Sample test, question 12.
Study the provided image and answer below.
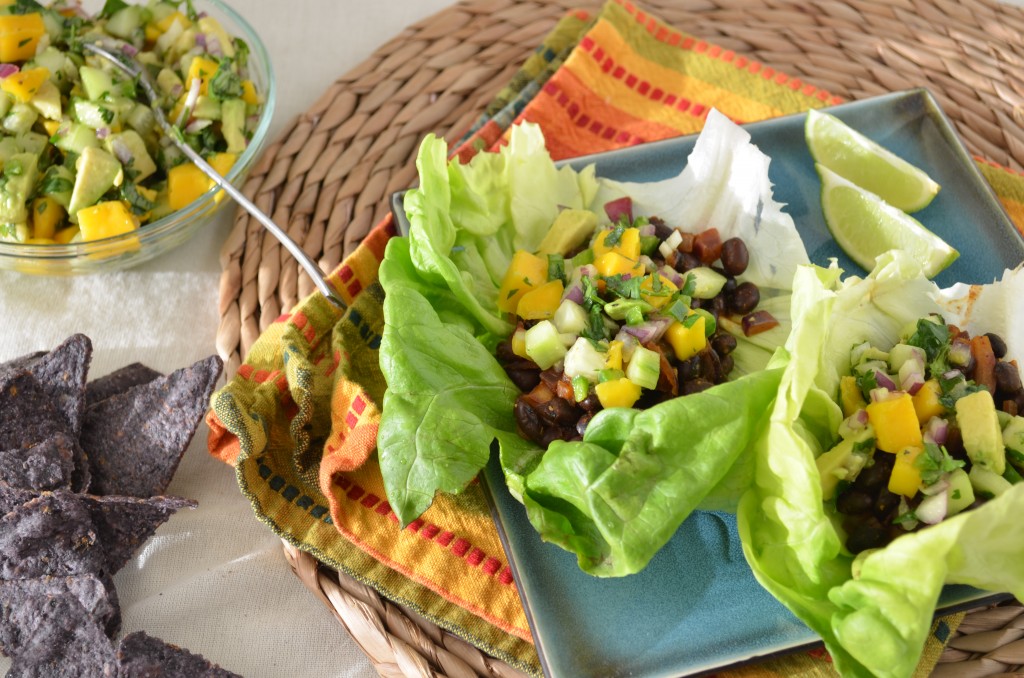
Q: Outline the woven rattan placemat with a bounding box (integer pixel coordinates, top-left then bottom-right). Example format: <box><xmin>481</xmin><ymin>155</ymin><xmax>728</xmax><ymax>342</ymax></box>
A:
<box><xmin>217</xmin><ymin>0</ymin><xmax>1024</xmax><ymax>675</ymax></box>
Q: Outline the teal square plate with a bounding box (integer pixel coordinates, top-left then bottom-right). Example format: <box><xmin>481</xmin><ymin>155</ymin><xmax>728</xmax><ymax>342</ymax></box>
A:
<box><xmin>391</xmin><ymin>88</ymin><xmax>1023</xmax><ymax>677</ymax></box>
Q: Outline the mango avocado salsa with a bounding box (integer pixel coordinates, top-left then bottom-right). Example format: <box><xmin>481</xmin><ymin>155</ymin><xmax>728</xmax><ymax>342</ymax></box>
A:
<box><xmin>0</xmin><ymin>0</ymin><xmax>262</xmax><ymax>244</ymax></box>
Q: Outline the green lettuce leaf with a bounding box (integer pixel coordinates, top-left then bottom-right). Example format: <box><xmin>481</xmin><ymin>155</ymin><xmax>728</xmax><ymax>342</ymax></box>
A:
<box><xmin>738</xmin><ymin>251</ymin><xmax>1024</xmax><ymax>678</ymax></box>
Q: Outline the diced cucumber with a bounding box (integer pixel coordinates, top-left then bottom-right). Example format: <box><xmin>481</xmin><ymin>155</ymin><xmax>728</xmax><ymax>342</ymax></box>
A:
<box><xmin>73</xmin><ymin>99</ymin><xmax>118</xmax><ymax>130</ymax></box>
<box><xmin>147</xmin><ymin>1</ymin><xmax>178</xmax><ymax>23</ymax></box>
<box><xmin>850</xmin><ymin>341</ymin><xmax>889</xmax><ymax>366</ymax></box>
<box><xmin>38</xmin><ymin>165</ymin><xmax>74</xmax><ymax>210</ymax></box>
<box><xmin>53</xmin><ymin>122</ymin><xmax>100</xmax><ymax>155</ymax></box>
<box><xmin>0</xmin><ymin>138</ymin><xmax>18</xmax><ymax>167</ymax></box>
<box><xmin>191</xmin><ymin>95</ymin><xmax>221</xmax><ymax>120</ymax></box>
<box><xmin>105</xmin><ymin>6</ymin><xmax>145</xmax><ymax>40</ymax></box>
<box><xmin>686</xmin><ymin>266</ymin><xmax>727</xmax><ymax>299</ymax></box>
<box><xmin>0</xmin><ymin>92</ymin><xmax>11</xmax><ymax>120</ymax></box>
<box><xmin>969</xmin><ymin>465</ymin><xmax>1012</xmax><ymax>499</ymax></box>
<box><xmin>126</xmin><ymin>104</ymin><xmax>156</xmax><ymax>136</ymax></box>
<box><xmin>221</xmin><ymin>98</ymin><xmax>247</xmax><ymax>153</ymax></box>
<box><xmin>888</xmin><ymin>343</ymin><xmax>925</xmax><ymax>373</ymax></box>
<box><xmin>1005</xmin><ymin>463</ymin><xmax>1024</xmax><ymax>485</ymax></box>
<box><xmin>79</xmin><ymin>66</ymin><xmax>115</xmax><ymax>101</ymax></box>
<box><xmin>552</xmin><ymin>299</ymin><xmax>588</xmax><ymax>335</ymax></box>
<box><xmin>29</xmin><ymin>80</ymin><xmax>62</xmax><ymax>121</ymax></box>
<box><xmin>604</xmin><ymin>297</ymin><xmax>653</xmax><ymax>321</ymax></box>
<box><xmin>1003</xmin><ymin>415</ymin><xmax>1024</xmax><ymax>469</ymax></box>
<box><xmin>156</xmin><ymin>68</ymin><xmax>184</xmax><ymax>97</ymax></box>
<box><xmin>625</xmin><ymin>344</ymin><xmax>660</xmax><ymax>390</ymax></box>
<box><xmin>3</xmin><ymin>103</ymin><xmax>38</xmax><ymax>136</ymax></box>
<box><xmin>946</xmin><ymin>468</ymin><xmax>975</xmax><ymax>515</ymax></box>
<box><xmin>525</xmin><ymin>320</ymin><xmax>567</xmax><ymax>370</ymax></box>
<box><xmin>692</xmin><ymin>308</ymin><xmax>717</xmax><ymax>337</ymax></box>
<box><xmin>563</xmin><ymin>337</ymin><xmax>605</xmax><ymax>382</ymax></box>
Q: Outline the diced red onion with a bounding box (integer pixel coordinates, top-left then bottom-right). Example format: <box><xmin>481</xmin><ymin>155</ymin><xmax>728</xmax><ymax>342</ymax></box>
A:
<box><xmin>561</xmin><ymin>283</ymin><xmax>584</xmax><ymax>305</ymax></box>
<box><xmin>0</xmin><ymin>63</ymin><xmax>19</xmax><ymax>79</ymax></box>
<box><xmin>870</xmin><ymin>387</ymin><xmax>900</xmax><ymax>403</ymax></box>
<box><xmin>95</xmin><ymin>127</ymin><xmax>110</xmax><ymax>140</ymax></box>
<box><xmin>921</xmin><ymin>477</ymin><xmax>949</xmax><ymax>496</ymax></box>
<box><xmin>854</xmin><ymin>408</ymin><xmax>869</xmax><ymax>425</ymax></box>
<box><xmin>178</xmin><ymin>77</ymin><xmax>201</xmax><ymax>125</ymax></box>
<box><xmin>120</xmin><ymin>44</ymin><xmax>138</xmax><ymax>57</ymax></box>
<box><xmin>185</xmin><ymin>118</ymin><xmax>212</xmax><ymax>134</ymax></box>
<box><xmin>902</xmin><ymin>372</ymin><xmax>925</xmax><ymax>395</ymax></box>
<box><xmin>576</xmin><ymin>264</ymin><xmax>596</xmax><ymax>278</ymax></box>
<box><xmin>638</xmin><ymin>255</ymin><xmax>654</xmax><ymax>272</ymax></box>
<box><xmin>942</xmin><ymin>369</ymin><xmax>963</xmax><ymax>381</ymax></box>
<box><xmin>948</xmin><ymin>340</ymin><xmax>972</xmax><ymax>367</ymax></box>
<box><xmin>197</xmin><ymin>10</ymin><xmax>208</xmax><ymax>18</ymax></box>
<box><xmin>624</xmin><ymin>318</ymin><xmax>671</xmax><ymax>344</ymax></box>
<box><xmin>639</xmin><ymin>222</ymin><xmax>656</xmax><ymax>237</ymax></box>
<box><xmin>195</xmin><ymin>33</ymin><xmax>207</xmax><ymax>49</ymax></box>
<box><xmin>604</xmin><ymin>196</ymin><xmax>632</xmax><ymax>223</ymax></box>
<box><xmin>658</xmin><ymin>265</ymin><xmax>683</xmax><ymax>288</ymax></box>
<box><xmin>922</xmin><ymin>417</ymin><xmax>949</xmax><ymax>445</ymax></box>
<box><xmin>207</xmin><ymin>36</ymin><xmax>223</xmax><ymax>57</ymax></box>
<box><xmin>110</xmin><ymin>138</ymin><xmax>133</xmax><ymax>165</ymax></box>
<box><xmin>915</xmin><ymin>491</ymin><xmax>948</xmax><ymax>525</ymax></box>
<box><xmin>874</xmin><ymin>370</ymin><xmax>897</xmax><ymax>391</ymax></box>
<box><xmin>897</xmin><ymin>498</ymin><xmax>918</xmax><ymax>531</ymax></box>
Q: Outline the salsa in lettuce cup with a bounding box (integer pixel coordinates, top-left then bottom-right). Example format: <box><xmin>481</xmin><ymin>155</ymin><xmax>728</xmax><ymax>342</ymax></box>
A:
<box><xmin>378</xmin><ymin>111</ymin><xmax>811</xmax><ymax>576</ymax></box>
<box><xmin>737</xmin><ymin>250</ymin><xmax>1024</xmax><ymax>678</ymax></box>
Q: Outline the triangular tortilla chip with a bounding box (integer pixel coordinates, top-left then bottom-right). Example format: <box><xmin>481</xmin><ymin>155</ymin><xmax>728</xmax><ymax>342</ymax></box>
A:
<box><xmin>0</xmin><ymin>433</ymin><xmax>76</xmax><ymax>491</ymax></box>
<box><xmin>117</xmin><ymin>631</ymin><xmax>241</xmax><ymax>677</ymax></box>
<box><xmin>85</xmin><ymin>363</ymin><xmax>163</xmax><ymax>409</ymax></box>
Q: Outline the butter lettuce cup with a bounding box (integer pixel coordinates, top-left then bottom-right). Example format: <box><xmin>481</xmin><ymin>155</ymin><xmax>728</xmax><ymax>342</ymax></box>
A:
<box><xmin>738</xmin><ymin>250</ymin><xmax>1024</xmax><ymax>678</ymax></box>
<box><xmin>378</xmin><ymin>110</ymin><xmax>813</xmax><ymax>577</ymax></box>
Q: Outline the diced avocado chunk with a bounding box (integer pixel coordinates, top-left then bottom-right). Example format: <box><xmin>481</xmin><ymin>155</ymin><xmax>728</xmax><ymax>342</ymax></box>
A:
<box><xmin>946</xmin><ymin>468</ymin><xmax>975</xmax><ymax>516</ymax></box>
<box><xmin>29</xmin><ymin>80</ymin><xmax>61</xmax><ymax>121</ymax></box>
<box><xmin>105</xmin><ymin>130</ymin><xmax>157</xmax><ymax>183</ymax></box>
<box><xmin>220</xmin><ymin>97</ymin><xmax>247</xmax><ymax>154</ymax></box>
<box><xmin>79</xmin><ymin>66</ymin><xmax>115</xmax><ymax>102</ymax></box>
<box><xmin>536</xmin><ymin>209</ymin><xmax>599</xmax><ymax>256</ymax></box>
<box><xmin>817</xmin><ymin>434</ymin><xmax>874</xmax><ymax>500</ymax></box>
<box><xmin>105</xmin><ymin>5</ymin><xmax>144</xmax><ymax>40</ymax></box>
<box><xmin>969</xmin><ymin>465</ymin><xmax>1013</xmax><ymax>499</ymax></box>
<box><xmin>851</xmin><ymin>341</ymin><xmax>889</xmax><ymax>367</ymax></box>
<box><xmin>0</xmin><ymin>153</ymin><xmax>40</xmax><ymax>225</ymax></box>
<box><xmin>955</xmin><ymin>389</ymin><xmax>1006</xmax><ymax>475</ymax></box>
<box><xmin>191</xmin><ymin>95</ymin><xmax>221</xmax><ymax>120</ymax></box>
<box><xmin>888</xmin><ymin>343</ymin><xmax>925</xmax><ymax>372</ymax></box>
<box><xmin>3</xmin><ymin>103</ymin><xmax>38</xmax><ymax>136</ymax></box>
<box><xmin>68</xmin><ymin>147</ymin><xmax>122</xmax><ymax>220</ymax></box>
<box><xmin>38</xmin><ymin>165</ymin><xmax>74</xmax><ymax>211</ymax></box>
<box><xmin>687</xmin><ymin>266</ymin><xmax>728</xmax><ymax>299</ymax></box>
<box><xmin>1003</xmin><ymin>415</ymin><xmax>1024</xmax><ymax>470</ymax></box>
<box><xmin>30</xmin><ymin>47</ymin><xmax>75</xmax><ymax>92</ymax></box>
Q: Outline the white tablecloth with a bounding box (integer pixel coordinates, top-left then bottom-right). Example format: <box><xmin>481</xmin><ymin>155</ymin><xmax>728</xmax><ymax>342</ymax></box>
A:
<box><xmin>0</xmin><ymin>1</ymin><xmax>453</xmax><ymax>676</ymax></box>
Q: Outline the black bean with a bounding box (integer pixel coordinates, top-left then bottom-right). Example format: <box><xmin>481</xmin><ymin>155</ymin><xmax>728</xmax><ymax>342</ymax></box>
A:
<box><xmin>506</xmin><ymin>368</ymin><xmax>541</xmax><ymax>393</ymax></box>
<box><xmin>679</xmin><ymin>356</ymin><xmax>702</xmax><ymax>381</ymax></box>
<box><xmin>721</xmin><ymin>277</ymin><xmax>738</xmax><ymax>296</ymax></box>
<box><xmin>700</xmin><ymin>349</ymin><xmax>722</xmax><ymax>383</ymax></box>
<box><xmin>717</xmin><ymin>354</ymin><xmax>734</xmax><ymax>380</ymax></box>
<box><xmin>709</xmin><ymin>294</ymin><xmax>726</xmax><ymax>318</ymax></box>
<box><xmin>673</xmin><ymin>251</ymin><xmax>701</xmax><ymax>273</ymax></box>
<box><xmin>540</xmin><ymin>427</ymin><xmax>570</xmax><ymax>447</ymax></box>
<box><xmin>579</xmin><ymin>392</ymin><xmax>601</xmax><ymax>412</ymax></box>
<box><xmin>873</xmin><ymin>488</ymin><xmax>900</xmax><ymax>520</ymax></box>
<box><xmin>729</xmin><ymin>282</ymin><xmax>760</xmax><ymax>315</ymax></box>
<box><xmin>650</xmin><ymin>217</ymin><xmax>673</xmax><ymax>241</ymax></box>
<box><xmin>537</xmin><ymin>397</ymin><xmax>578</xmax><ymax>425</ymax></box>
<box><xmin>994</xmin><ymin>361</ymin><xmax>1022</xmax><ymax>394</ymax></box>
<box><xmin>711</xmin><ymin>333</ymin><xmax>737</xmax><ymax>356</ymax></box>
<box><xmin>514</xmin><ymin>398</ymin><xmax>544</xmax><ymax>444</ymax></box>
<box><xmin>986</xmin><ymin>332</ymin><xmax>1008</xmax><ymax>359</ymax></box>
<box><xmin>853</xmin><ymin>456</ymin><xmax>891</xmax><ymax>491</ymax></box>
<box><xmin>576</xmin><ymin>413</ymin><xmax>592</xmax><ymax>437</ymax></box>
<box><xmin>845</xmin><ymin>518</ymin><xmax>888</xmax><ymax>554</ymax></box>
<box><xmin>495</xmin><ymin>340</ymin><xmax>517</xmax><ymax>363</ymax></box>
<box><xmin>720</xmin><ymin>237</ymin><xmax>749</xmax><ymax>276</ymax></box>
<box><xmin>836</xmin><ymin>490</ymin><xmax>873</xmax><ymax>515</ymax></box>
<box><xmin>681</xmin><ymin>378</ymin><xmax>714</xmax><ymax>395</ymax></box>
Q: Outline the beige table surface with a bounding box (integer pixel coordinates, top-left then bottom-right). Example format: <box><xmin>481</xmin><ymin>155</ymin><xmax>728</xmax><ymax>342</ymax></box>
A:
<box><xmin>0</xmin><ymin>2</ymin><xmax>452</xmax><ymax>676</ymax></box>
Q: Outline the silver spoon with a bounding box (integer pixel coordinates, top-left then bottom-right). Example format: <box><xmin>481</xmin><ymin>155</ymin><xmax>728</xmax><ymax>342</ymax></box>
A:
<box><xmin>83</xmin><ymin>41</ymin><xmax>347</xmax><ymax>309</ymax></box>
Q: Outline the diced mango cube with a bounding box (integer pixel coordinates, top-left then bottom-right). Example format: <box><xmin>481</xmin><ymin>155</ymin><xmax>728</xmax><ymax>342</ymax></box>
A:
<box><xmin>595</xmin><ymin>377</ymin><xmax>642</xmax><ymax>409</ymax></box>
<box><xmin>167</xmin><ymin>161</ymin><xmax>212</xmax><ymax>210</ymax></box>
<box><xmin>53</xmin><ymin>225</ymin><xmax>79</xmax><ymax>244</ymax></box>
<box><xmin>42</xmin><ymin>119</ymin><xmax>59</xmax><ymax>136</ymax></box>
<box><xmin>666</xmin><ymin>316</ymin><xmax>706</xmax><ymax>362</ymax></box>
<box><xmin>0</xmin><ymin>67</ymin><xmax>49</xmax><ymax>102</ymax></box>
<box><xmin>241</xmin><ymin>79</ymin><xmax>259</xmax><ymax>105</ymax></box>
<box><xmin>605</xmin><ymin>340</ymin><xmax>623</xmax><ymax>371</ymax></box>
<box><xmin>497</xmin><ymin>250</ymin><xmax>547</xmax><ymax>313</ymax></box>
<box><xmin>866</xmin><ymin>393</ymin><xmax>923</xmax><ymax>453</ymax></box>
<box><xmin>155</xmin><ymin>11</ymin><xmax>192</xmax><ymax>33</ymax></box>
<box><xmin>511</xmin><ymin>328</ymin><xmax>528</xmax><ymax>359</ymax></box>
<box><xmin>144</xmin><ymin>23</ymin><xmax>162</xmax><ymax>43</ymax></box>
<box><xmin>77</xmin><ymin>201</ymin><xmax>139</xmax><ymax>241</ymax></box>
<box><xmin>0</xmin><ymin>13</ymin><xmax>46</xmax><ymax>62</ymax></box>
<box><xmin>186</xmin><ymin>55</ymin><xmax>219</xmax><ymax>96</ymax></box>
<box><xmin>639</xmin><ymin>273</ymin><xmax>677</xmax><ymax>309</ymax></box>
<box><xmin>839</xmin><ymin>376</ymin><xmax>867</xmax><ymax>418</ymax></box>
<box><xmin>594</xmin><ymin>251</ymin><xmax>643</xmax><ymax>278</ymax></box>
<box><xmin>592</xmin><ymin>227</ymin><xmax>641</xmax><ymax>261</ymax></box>
<box><xmin>31</xmin><ymin>196</ymin><xmax>64</xmax><ymax>240</ymax></box>
<box><xmin>516</xmin><ymin>279</ymin><xmax>564</xmax><ymax>320</ymax></box>
<box><xmin>888</xmin><ymin>446</ymin><xmax>923</xmax><ymax>497</ymax></box>
<box><xmin>912</xmin><ymin>379</ymin><xmax>945</xmax><ymax>426</ymax></box>
<box><xmin>207</xmin><ymin>152</ymin><xmax>236</xmax><ymax>203</ymax></box>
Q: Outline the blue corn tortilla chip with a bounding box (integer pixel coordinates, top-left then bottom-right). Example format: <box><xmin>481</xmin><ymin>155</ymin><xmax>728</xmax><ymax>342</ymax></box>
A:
<box><xmin>117</xmin><ymin>631</ymin><xmax>242</xmax><ymax>677</ymax></box>
<box><xmin>81</xmin><ymin>355</ymin><xmax>222</xmax><ymax>498</ymax></box>
<box><xmin>0</xmin><ymin>433</ymin><xmax>76</xmax><ymax>492</ymax></box>
<box><xmin>85</xmin><ymin>363</ymin><xmax>163</xmax><ymax>408</ymax></box>
<box><xmin>22</xmin><ymin>334</ymin><xmax>92</xmax><ymax>437</ymax></box>
<box><xmin>0</xmin><ymin>372</ymin><xmax>71</xmax><ymax>452</ymax></box>
<box><xmin>0</xmin><ymin>481</ymin><xmax>36</xmax><ymax>517</ymax></box>
<box><xmin>0</xmin><ymin>351</ymin><xmax>45</xmax><ymax>378</ymax></box>
<box><xmin>0</xmin><ymin>576</ymin><xmax>117</xmax><ymax>677</ymax></box>
<box><xmin>0</xmin><ymin>491</ymin><xmax>196</xmax><ymax>579</ymax></box>
<box><xmin>0</xmin><ymin>573</ymin><xmax>120</xmax><ymax>649</ymax></box>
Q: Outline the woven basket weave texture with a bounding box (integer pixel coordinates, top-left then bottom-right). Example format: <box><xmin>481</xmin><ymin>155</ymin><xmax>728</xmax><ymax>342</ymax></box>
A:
<box><xmin>220</xmin><ymin>0</ymin><xmax>1024</xmax><ymax>675</ymax></box>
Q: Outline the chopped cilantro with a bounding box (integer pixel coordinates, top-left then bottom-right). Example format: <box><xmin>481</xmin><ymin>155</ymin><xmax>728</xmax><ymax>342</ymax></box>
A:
<box><xmin>604</xmin><ymin>274</ymin><xmax>642</xmax><ymax>300</ymax></box>
<box><xmin>603</xmin><ymin>222</ymin><xmax>626</xmax><ymax>247</ymax></box>
<box><xmin>679</xmin><ymin>272</ymin><xmax>696</xmax><ymax>297</ymax></box>
<box><xmin>121</xmin><ymin>182</ymin><xmax>156</xmax><ymax>216</ymax></box>
<box><xmin>98</xmin><ymin>0</ymin><xmax>130</xmax><ymax>18</ymax></box>
<box><xmin>893</xmin><ymin>510</ymin><xmax>919</xmax><ymax>525</ymax></box>
<box><xmin>915</xmin><ymin>443</ymin><xmax>965</xmax><ymax>486</ymax></box>
<box><xmin>682</xmin><ymin>313</ymin><xmax>701</xmax><ymax>329</ymax></box>
<box><xmin>547</xmin><ymin>254</ymin><xmax>565</xmax><ymax>283</ymax></box>
<box><xmin>209</xmin><ymin>58</ymin><xmax>244</xmax><ymax>100</ymax></box>
<box><xmin>856</xmin><ymin>370</ymin><xmax>879</xmax><ymax>400</ymax></box>
<box><xmin>663</xmin><ymin>299</ymin><xmax>690</xmax><ymax>324</ymax></box>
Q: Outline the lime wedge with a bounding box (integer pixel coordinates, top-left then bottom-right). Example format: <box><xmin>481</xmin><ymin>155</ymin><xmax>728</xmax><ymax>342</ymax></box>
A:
<box><xmin>818</xmin><ymin>164</ymin><xmax>958</xmax><ymax>278</ymax></box>
<box><xmin>806</xmin><ymin>109</ymin><xmax>940</xmax><ymax>212</ymax></box>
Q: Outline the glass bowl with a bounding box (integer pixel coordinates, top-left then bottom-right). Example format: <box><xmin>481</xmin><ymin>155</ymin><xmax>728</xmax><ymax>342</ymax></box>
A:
<box><xmin>0</xmin><ymin>0</ymin><xmax>276</xmax><ymax>275</ymax></box>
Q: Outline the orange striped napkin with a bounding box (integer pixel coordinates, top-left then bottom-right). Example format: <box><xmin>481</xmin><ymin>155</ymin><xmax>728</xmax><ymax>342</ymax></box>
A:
<box><xmin>208</xmin><ymin>1</ymin><xmax>1024</xmax><ymax>676</ymax></box>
